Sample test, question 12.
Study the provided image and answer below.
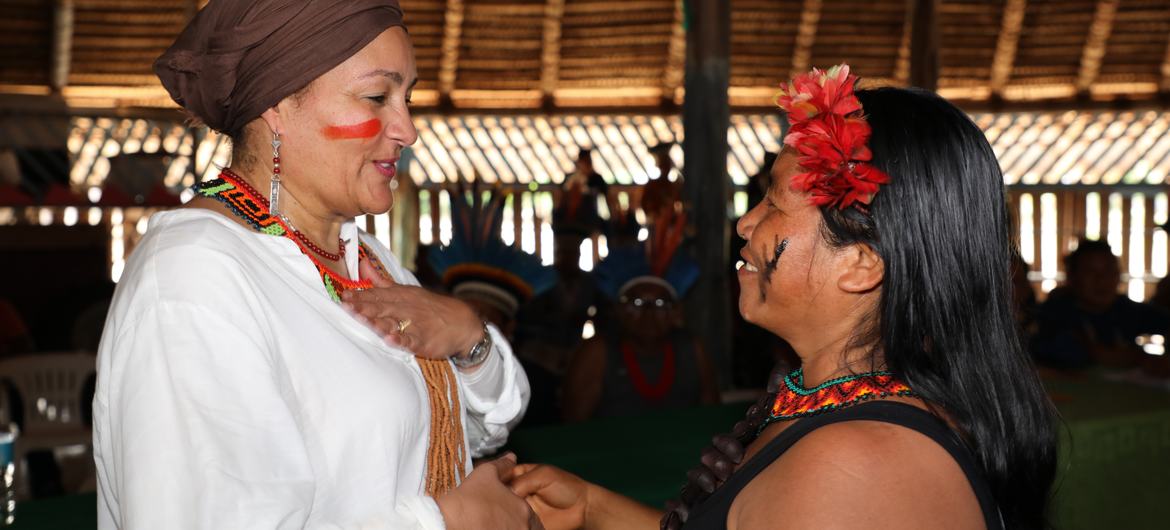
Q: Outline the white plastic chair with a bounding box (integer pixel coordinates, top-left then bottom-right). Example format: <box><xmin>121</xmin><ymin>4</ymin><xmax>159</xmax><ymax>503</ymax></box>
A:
<box><xmin>0</xmin><ymin>352</ymin><xmax>96</xmax><ymax>497</ymax></box>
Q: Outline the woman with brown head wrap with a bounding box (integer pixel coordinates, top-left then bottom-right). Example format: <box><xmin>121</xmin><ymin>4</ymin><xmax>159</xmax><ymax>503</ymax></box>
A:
<box><xmin>93</xmin><ymin>2</ymin><xmax>536</xmax><ymax>528</ymax></box>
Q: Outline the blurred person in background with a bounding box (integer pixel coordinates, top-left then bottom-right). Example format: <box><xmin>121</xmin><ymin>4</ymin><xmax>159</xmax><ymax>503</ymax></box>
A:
<box><xmin>561</xmin><ymin>208</ymin><xmax>719</xmax><ymax>422</ymax></box>
<box><xmin>1032</xmin><ymin>239</ymin><xmax>1170</xmax><ymax>370</ymax></box>
<box><xmin>643</xmin><ymin>143</ymin><xmax>682</xmax><ymax>223</ymax></box>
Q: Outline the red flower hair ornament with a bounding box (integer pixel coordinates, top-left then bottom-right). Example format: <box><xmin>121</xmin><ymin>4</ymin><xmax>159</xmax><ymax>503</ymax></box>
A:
<box><xmin>776</xmin><ymin>64</ymin><xmax>890</xmax><ymax>210</ymax></box>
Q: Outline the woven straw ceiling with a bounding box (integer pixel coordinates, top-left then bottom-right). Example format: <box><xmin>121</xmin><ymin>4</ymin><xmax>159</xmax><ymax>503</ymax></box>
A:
<box><xmin>1</xmin><ymin>0</ymin><xmax>1169</xmax><ymax>111</ymax></box>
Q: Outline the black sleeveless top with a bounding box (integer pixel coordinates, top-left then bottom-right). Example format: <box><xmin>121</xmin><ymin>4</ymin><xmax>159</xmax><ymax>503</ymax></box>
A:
<box><xmin>681</xmin><ymin>401</ymin><xmax>1003</xmax><ymax>530</ymax></box>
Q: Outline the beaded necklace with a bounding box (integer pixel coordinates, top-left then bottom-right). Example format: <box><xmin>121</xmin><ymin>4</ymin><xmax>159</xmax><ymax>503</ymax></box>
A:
<box><xmin>195</xmin><ymin>170</ymin><xmax>374</xmax><ymax>302</ymax></box>
<box><xmin>620</xmin><ymin>341</ymin><xmax>676</xmax><ymax>401</ymax></box>
<box><xmin>202</xmin><ymin>169</ymin><xmax>344</xmax><ymax>260</ymax></box>
<box><xmin>758</xmin><ymin>368</ymin><xmax>916</xmax><ymax>431</ymax></box>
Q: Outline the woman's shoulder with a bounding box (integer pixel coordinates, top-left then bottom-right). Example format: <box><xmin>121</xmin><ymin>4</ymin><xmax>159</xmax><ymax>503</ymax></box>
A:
<box><xmin>145</xmin><ymin>207</ymin><xmax>253</xmax><ymax>242</ymax></box>
<box><xmin>143</xmin><ymin>208</ymin><xmax>256</xmax><ymax>249</ymax></box>
<box><xmin>117</xmin><ymin>209</ymin><xmax>276</xmax><ymax>302</ymax></box>
<box><xmin>730</xmin><ymin>408</ymin><xmax>984</xmax><ymax>530</ymax></box>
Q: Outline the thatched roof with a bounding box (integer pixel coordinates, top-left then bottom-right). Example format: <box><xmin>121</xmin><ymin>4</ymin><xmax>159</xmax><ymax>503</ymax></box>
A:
<box><xmin>2</xmin><ymin>0</ymin><xmax>1169</xmax><ymax>112</ymax></box>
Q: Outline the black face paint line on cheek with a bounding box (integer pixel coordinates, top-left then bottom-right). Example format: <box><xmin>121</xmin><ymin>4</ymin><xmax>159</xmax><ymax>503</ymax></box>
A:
<box><xmin>756</xmin><ymin>237</ymin><xmax>789</xmax><ymax>302</ymax></box>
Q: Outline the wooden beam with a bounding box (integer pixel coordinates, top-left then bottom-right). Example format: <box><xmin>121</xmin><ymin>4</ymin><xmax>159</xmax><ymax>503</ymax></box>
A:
<box><xmin>539</xmin><ymin>0</ymin><xmax>565</xmax><ymax>100</ymax></box>
<box><xmin>50</xmin><ymin>0</ymin><xmax>75</xmax><ymax>92</ymax></box>
<box><xmin>683</xmin><ymin>0</ymin><xmax>732</xmax><ymax>388</ymax></box>
<box><xmin>661</xmin><ymin>0</ymin><xmax>686</xmax><ymax>104</ymax></box>
<box><xmin>790</xmin><ymin>0</ymin><xmax>822</xmax><ymax>77</ymax></box>
<box><xmin>908</xmin><ymin>0</ymin><xmax>940</xmax><ymax>91</ymax></box>
<box><xmin>1076</xmin><ymin>0</ymin><xmax>1119</xmax><ymax>93</ymax></box>
<box><xmin>989</xmin><ymin>0</ymin><xmax>1027</xmax><ymax>96</ymax></box>
<box><xmin>438</xmin><ymin>0</ymin><xmax>466</xmax><ymax>99</ymax></box>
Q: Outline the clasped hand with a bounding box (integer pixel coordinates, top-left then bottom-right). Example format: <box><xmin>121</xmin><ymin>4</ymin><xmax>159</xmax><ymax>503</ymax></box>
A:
<box><xmin>341</xmin><ymin>260</ymin><xmax>483</xmax><ymax>361</ymax></box>
<box><xmin>508</xmin><ymin>463</ymin><xmax>590</xmax><ymax>530</ymax></box>
<box><xmin>439</xmin><ymin>454</ymin><xmax>545</xmax><ymax>530</ymax></box>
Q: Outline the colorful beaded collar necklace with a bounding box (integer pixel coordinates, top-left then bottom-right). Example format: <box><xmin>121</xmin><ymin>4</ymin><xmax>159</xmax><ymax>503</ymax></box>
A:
<box><xmin>194</xmin><ymin>170</ymin><xmax>390</xmax><ymax>302</ymax></box>
<box><xmin>759</xmin><ymin>368</ymin><xmax>916</xmax><ymax>431</ymax></box>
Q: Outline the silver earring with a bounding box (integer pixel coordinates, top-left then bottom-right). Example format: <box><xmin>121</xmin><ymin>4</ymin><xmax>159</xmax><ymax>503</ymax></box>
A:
<box><xmin>269</xmin><ymin>132</ymin><xmax>283</xmax><ymax>217</ymax></box>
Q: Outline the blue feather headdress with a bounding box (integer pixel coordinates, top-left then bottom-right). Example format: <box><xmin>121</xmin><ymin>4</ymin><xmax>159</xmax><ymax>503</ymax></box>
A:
<box><xmin>595</xmin><ymin>208</ymin><xmax>698</xmax><ymax>301</ymax></box>
<box><xmin>429</xmin><ymin>183</ymin><xmax>557</xmax><ymax>318</ymax></box>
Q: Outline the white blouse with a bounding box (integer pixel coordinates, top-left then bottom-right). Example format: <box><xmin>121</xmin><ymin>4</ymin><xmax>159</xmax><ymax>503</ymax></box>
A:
<box><xmin>93</xmin><ymin>209</ymin><xmax>530</xmax><ymax>529</ymax></box>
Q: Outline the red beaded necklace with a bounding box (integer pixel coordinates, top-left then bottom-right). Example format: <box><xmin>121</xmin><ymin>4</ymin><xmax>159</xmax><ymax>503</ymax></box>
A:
<box><xmin>196</xmin><ymin>170</ymin><xmax>380</xmax><ymax>301</ymax></box>
<box><xmin>291</xmin><ymin>228</ymin><xmax>345</xmax><ymax>261</ymax></box>
<box><xmin>759</xmin><ymin>368</ymin><xmax>916</xmax><ymax>430</ymax></box>
<box><xmin>620</xmin><ymin>341</ymin><xmax>676</xmax><ymax>401</ymax></box>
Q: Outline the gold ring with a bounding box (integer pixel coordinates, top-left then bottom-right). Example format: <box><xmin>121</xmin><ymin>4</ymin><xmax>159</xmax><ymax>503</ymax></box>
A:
<box><xmin>397</xmin><ymin>319</ymin><xmax>412</xmax><ymax>333</ymax></box>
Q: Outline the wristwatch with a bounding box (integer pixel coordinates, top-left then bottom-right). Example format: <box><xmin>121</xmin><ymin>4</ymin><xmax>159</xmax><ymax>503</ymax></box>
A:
<box><xmin>452</xmin><ymin>320</ymin><xmax>493</xmax><ymax>369</ymax></box>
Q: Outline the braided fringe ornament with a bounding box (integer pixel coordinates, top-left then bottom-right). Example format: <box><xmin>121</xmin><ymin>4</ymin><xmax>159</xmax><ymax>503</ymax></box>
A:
<box><xmin>419</xmin><ymin>358</ymin><xmax>467</xmax><ymax>495</ymax></box>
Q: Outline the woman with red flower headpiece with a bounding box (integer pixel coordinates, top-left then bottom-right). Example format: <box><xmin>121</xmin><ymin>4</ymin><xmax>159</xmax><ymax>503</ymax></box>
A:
<box><xmin>508</xmin><ymin>65</ymin><xmax>1056</xmax><ymax>530</ymax></box>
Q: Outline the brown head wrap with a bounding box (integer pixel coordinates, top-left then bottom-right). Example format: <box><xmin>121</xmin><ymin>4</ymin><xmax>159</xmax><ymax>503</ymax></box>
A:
<box><xmin>155</xmin><ymin>0</ymin><xmax>405</xmax><ymax>136</ymax></box>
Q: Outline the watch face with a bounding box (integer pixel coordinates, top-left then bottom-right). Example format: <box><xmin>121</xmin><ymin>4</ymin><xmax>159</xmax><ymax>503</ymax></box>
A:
<box><xmin>455</xmin><ymin>325</ymin><xmax>492</xmax><ymax>368</ymax></box>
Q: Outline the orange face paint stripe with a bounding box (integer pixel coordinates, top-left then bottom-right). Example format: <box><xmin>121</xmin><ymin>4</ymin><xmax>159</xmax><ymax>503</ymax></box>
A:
<box><xmin>323</xmin><ymin>118</ymin><xmax>381</xmax><ymax>140</ymax></box>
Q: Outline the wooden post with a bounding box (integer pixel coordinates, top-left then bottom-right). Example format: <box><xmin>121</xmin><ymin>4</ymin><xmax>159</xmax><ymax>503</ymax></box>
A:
<box><xmin>908</xmin><ymin>0</ymin><xmax>940</xmax><ymax>92</ymax></box>
<box><xmin>430</xmin><ymin>189</ymin><xmax>441</xmax><ymax>245</ymax></box>
<box><xmin>1146</xmin><ymin>192</ymin><xmax>1157</xmax><ymax>296</ymax></box>
<box><xmin>50</xmin><ymin>0</ymin><xmax>75</xmax><ymax>92</ymax></box>
<box><xmin>512</xmin><ymin>192</ymin><xmax>523</xmax><ymax>249</ymax></box>
<box><xmin>1071</xmin><ymin>190</ymin><xmax>1087</xmax><ymax>245</ymax></box>
<box><xmin>682</xmin><ymin>0</ymin><xmax>732</xmax><ymax>387</ymax></box>
<box><xmin>533</xmin><ymin>193</ymin><xmax>544</xmax><ymax>259</ymax></box>
<box><xmin>1120</xmin><ymin>193</ymin><xmax>1130</xmax><ymax>276</ymax></box>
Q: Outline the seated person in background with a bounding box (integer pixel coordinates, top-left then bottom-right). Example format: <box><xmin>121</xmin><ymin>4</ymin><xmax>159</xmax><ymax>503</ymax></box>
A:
<box><xmin>562</xmin><ymin>209</ymin><xmax>719</xmax><ymax>422</ymax></box>
<box><xmin>1032</xmin><ymin>239</ymin><xmax>1170</xmax><ymax>369</ymax></box>
<box><xmin>428</xmin><ymin>184</ymin><xmax>557</xmax><ymax>339</ymax></box>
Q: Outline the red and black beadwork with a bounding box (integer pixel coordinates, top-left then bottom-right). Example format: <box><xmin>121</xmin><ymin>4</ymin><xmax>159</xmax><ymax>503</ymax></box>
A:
<box><xmin>760</xmin><ymin>368</ymin><xmax>916</xmax><ymax>429</ymax></box>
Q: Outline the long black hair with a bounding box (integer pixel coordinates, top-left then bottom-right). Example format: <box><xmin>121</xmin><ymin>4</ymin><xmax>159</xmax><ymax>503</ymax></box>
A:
<box><xmin>821</xmin><ymin>87</ymin><xmax>1058</xmax><ymax>529</ymax></box>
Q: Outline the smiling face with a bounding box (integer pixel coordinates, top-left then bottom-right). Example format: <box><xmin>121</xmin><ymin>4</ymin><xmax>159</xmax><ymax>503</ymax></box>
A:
<box><xmin>734</xmin><ymin>150</ymin><xmax>841</xmax><ymax>340</ymax></box>
<box><xmin>266</xmin><ymin>26</ymin><xmax>418</xmax><ymax>218</ymax></box>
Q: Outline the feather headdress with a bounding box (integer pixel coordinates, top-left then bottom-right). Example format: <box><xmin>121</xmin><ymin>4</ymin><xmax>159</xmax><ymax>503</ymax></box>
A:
<box><xmin>429</xmin><ymin>182</ymin><xmax>557</xmax><ymax>318</ymax></box>
<box><xmin>595</xmin><ymin>207</ymin><xmax>698</xmax><ymax>300</ymax></box>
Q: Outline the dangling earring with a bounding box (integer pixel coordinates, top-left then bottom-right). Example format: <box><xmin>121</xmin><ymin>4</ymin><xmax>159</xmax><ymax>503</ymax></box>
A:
<box><xmin>269</xmin><ymin>131</ymin><xmax>283</xmax><ymax>217</ymax></box>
